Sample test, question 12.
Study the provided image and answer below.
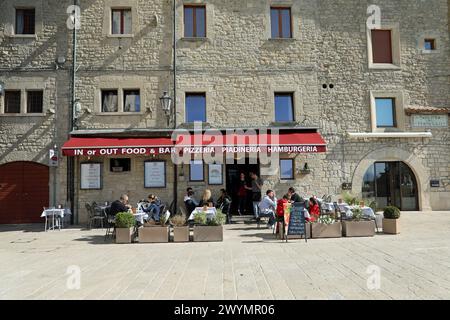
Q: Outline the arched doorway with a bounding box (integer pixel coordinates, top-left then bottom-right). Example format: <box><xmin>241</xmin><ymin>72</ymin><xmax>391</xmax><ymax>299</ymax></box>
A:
<box><xmin>362</xmin><ymin>162</ymin><xmax>419</xmax><ymax>211</ymax></box>
<box><xmin>0</xmin><ymin>161</ymin><xmax>49</xmax><ymax>224</ymax></box>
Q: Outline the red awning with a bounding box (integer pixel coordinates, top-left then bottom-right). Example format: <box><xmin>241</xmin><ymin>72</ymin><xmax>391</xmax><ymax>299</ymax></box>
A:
<box><xmin>62</xmin><ymin>132</ymin><xmax>327</xmax><ymax>156</ymax></box>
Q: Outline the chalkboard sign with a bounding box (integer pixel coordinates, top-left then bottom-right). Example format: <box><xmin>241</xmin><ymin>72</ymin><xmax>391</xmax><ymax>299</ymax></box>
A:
<box><xmin>285</xmin><ymin>203</ymin><xmax>307</xmax><ymax>242</ymax></box>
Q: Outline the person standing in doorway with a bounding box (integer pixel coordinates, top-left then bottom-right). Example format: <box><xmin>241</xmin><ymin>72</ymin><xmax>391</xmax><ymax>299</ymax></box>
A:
<box><xmin>236</xmin><ymin>172</ymin><xmax>249</xmax><ymax>215</ymax></box>
<box><xmin>249</xmin><ymin>172</ymin><xmax>263</xmax><ymax>220</ymax></box>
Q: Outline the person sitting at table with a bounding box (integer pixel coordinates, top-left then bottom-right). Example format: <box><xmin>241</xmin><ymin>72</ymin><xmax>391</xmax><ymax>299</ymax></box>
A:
<box><xmin>287</xmin><ymin>187</ymin><xmax>304</xmax><ymax>203</ymax></box>
<box><xmin>258</xmin><ymin>190</ymin><xmax>277</xmax><ymax>228</ymax></box>
<box><xmin>143</xmin><ymin>194</ymin><xmax>161</xmax><ymax>222</ymax></box>
<box><xmin>110</xmin><ymin>194</ymin><xmax>132</xmax><ymax>216</ymax></box>
<box><xmin>199</xmin><ymin>189</ymin><xmax>215</xmax><ymax>207</ymax></box>
<box><xmin>276</xmin><ymin>194</ymin><xmax>289</xmax><ymax>218</ymax></box>
<box><xmin>184</xmin><ymin>187</ymin><xmax>193</xmax><ymax>202</ymax></box>
<box><xmin>185</xmin><ymin>190</ymin><xmax>199</xmax><ymax>215</ymax></box>
<box><xmin>308</xmin><ymin>197</ymin><xmax>320</xmax><ymax>222</ymax></box>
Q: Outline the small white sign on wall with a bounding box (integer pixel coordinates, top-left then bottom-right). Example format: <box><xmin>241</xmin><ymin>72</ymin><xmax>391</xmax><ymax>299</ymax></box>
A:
<box><xmin>411</xmin><ymin>115</ymin><xmax>448</xmax><ymax>128</ymax></box>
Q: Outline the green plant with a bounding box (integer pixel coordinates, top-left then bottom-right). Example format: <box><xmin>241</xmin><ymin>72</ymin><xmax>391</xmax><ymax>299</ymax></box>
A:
<box><xmin>383</xmin><ymin>206</ymin><xmax>401</xmax><ymax>219</ymax></box>
<box><xmin>170</xmin><ymin>214</ymin><xmax>187</xmax><ymax>227</ymax></box>
<box><xmin>208</xmin><ymin>210</ymin><xmax>226</xmax><ymax>226</ymax></box>
<box><xmin>194</xmin><ymin>211</ymin><xmax>207</xmax><ymax>225</ymax></box>
<box><xmin>342</xmin><ymin>191</ymin><xmax>358</xmax><ymax>205</ymax></box>
<box><xmin>317</xmin><ymin>215</ymin><xmax>336</xmax><ymax>225</ymax></box>
<box><xmin>365</xmin><ymin>200</ymin><xmax>377</xmax><ymax>212</ymax></box>
<box><xmin>115</xmin><ymin>212</ymin><xmax>135</xmax><ymax>228</ymax></box>
<box><xmin>351</xmin><ymin>208</ymin><xmax>363</xmax><ymax>221</ymax></box>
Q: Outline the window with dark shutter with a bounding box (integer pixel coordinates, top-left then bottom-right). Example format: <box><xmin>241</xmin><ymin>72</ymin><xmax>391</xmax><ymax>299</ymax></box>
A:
<box><xmin>184</xmin><ymin>5</ymin><xmax>206</xmax><ymax>37</ymax></box>
<box><xmin>371</xmin><ymin>30</ymin><xmax>393</xmax><ymax>63</ymax></box>
<box><xmin>271</xmin><ymin>7</ymin><xmax>292</xmax><ymax>38</ymax></box>
<box><xmin>27</xmin><ymin>91</ymin><xmax>43</xmax><ymax>113</ymax></box>
<box><xmin>16</xmin><ymin>8</ymin><xmax>35</xmax><ymax>35</ymax></box>
<box><xmin>4</xmin><ymin>91</ymin><xmax>21</xmax><ymax>113</ymax></box>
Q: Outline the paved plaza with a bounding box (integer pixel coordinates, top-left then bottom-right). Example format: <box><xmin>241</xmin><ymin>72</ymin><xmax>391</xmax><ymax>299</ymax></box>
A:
<box><xmin>0</xmin><ymin>212</ymin><xmax>450</xmax><ymax>300</ymax></box>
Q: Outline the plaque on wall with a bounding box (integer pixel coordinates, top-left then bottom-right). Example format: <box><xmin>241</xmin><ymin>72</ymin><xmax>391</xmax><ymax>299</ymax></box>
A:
<box><xmin>430</xmin><ymin>180</ymin><xmax>440</xmax><ymax>188</ymax></box>
<box><xmin>411</xmin><ymin>115</ymin><xmax>448</xmax><ymax>128</ymax></box>
<box><xmin>342</xmin><ymin>183</ymin><xmax>352</xmax><ymax>190</ymax></box>
<box><xmin>144</xmin><ymin>161</ymin><xmax>166</xmax><ymax>188</ymax></box>
<box><xmin>80</xmin><ymin>163</ymin><xmax>102</xmax><ymax>190</ymax></box>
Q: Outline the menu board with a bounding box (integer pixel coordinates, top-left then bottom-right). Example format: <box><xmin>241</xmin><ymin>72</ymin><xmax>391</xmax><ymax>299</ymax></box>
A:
<box><xmin>285</xmin><ymin>202</ymin><xmax>307</xmax><ymax>242</ymax></box>
<box><xmin>145</xmin><ymin>161</ymin><xmax>166</xmax><ymax>188</ymax></box>
<box><xmin>80</xmin><ymin>163</ymin><xmax>102</xmax><ymax>190</ymax></box>
<box><xmin>208</xmin><ymin>164</ymin><xmax>223</xmax><ymax>185</ymax></box>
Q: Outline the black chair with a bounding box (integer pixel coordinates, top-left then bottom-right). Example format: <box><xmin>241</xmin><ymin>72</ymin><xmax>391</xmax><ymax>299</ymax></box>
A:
<box><xmin>104</xmin><ymin>207</ymin><xmax>115</xmax><ymax>241</ymax></box>
<box><xmin>185</xmin><ymin>199</ymin><xmax>197</xmax><ymax>217</ymax></box>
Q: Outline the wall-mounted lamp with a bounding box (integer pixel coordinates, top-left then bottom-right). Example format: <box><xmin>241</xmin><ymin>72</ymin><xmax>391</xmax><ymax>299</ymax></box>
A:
<box><xmin>55</xmin><ymin>56</ymin><xmax>66</xmax><ymax>70</ymax></box>
<box><xmin>298</xmin><ymin>163</ymin><xmax>311</xmax><ymax>174</ymax></box>
<box><xmin>159</xmin><ymin>91</ymin><xmax>173</xmax><ymax>126</ymax></box>
<box><xmin>0</xmin><ymin>81</ymin><xmax>5</xmax><ymax>96</ymax></box>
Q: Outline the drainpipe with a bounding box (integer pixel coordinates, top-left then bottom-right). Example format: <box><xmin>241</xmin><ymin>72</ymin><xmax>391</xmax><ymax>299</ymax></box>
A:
<box><xmin>172</xmin><ymin>0</ymin><xmax>178</xmax><ymax>215</ymax></box>
<box><xmin>68</xmin><ymin>0</ymin><xmax>79</xmax><ymax>224</ymax></box>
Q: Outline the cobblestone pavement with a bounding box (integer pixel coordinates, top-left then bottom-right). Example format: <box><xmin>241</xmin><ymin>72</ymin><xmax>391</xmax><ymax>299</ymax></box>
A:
<box><xmin>0</xmin><ymin>212</ymin><xmax>449</xmax><ymax>300</ymax></box>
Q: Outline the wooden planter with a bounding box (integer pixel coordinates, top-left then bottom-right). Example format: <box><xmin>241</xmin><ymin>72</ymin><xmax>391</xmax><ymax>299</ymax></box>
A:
<box><xmin>311</xmin><ymin>222</ymin><xmax>342</xmax><ymax>238</ymax></box>
<box><xmin>342</xmin><ymin>220</ymin><xmax>375</xmax><ymax>237</ymax></box>
<box><xmin>383</xmin><ymin>218</ymin><xmax>400</xmax><ymax>234</ymax></box>
<box><xmin>116</xmin><ymin>227</ymin><xmax>133</xmax><ymax>244</ymax></box>
<box><xmin>193</xmin><ymin>225</ymin><xmax>223</xmax><ymax>242</ymax></box>
<box><xmin>173</xmin><ymin>226</ymin><xmax>190</xmax><ymax>242</ymax></box>
<box><xmin>139</xmin><ymin>226</ymin><xmax>169</xmax><ymax>243</ymax></box>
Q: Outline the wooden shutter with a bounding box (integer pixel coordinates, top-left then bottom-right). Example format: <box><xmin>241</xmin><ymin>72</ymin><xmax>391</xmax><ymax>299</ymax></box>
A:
<box><xmin>371</xmin><ymin>30</ymin><xmax>392</xmax><ymax>63</ymax></box>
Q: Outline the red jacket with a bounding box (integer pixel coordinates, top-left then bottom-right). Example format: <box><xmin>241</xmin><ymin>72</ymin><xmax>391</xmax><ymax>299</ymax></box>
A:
<box><xmin>308</xmin><ymin>202</ymin><xmax>320</xmax><ymax>222</ymax></box>
<box><xmin>276</xmin><ymin>199</ymin><xmax>288</xmax><ymax>217</ymax></box>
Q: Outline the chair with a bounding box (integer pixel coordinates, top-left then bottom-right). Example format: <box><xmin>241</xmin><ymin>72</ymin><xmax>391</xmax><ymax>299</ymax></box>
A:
<box><xmin>87</xmin><ymin>203</ymin><xmax>105</xmax><ymax>229</ymax></box>
<box><xmin>185</xmin><ymin>199</ymin><xmax>197</xmax><ymax>216</ymax></box>
<box><xmin>104</xmin><ymin>207</ymin><xmax>116</xmax><ymax>241</ymax></box>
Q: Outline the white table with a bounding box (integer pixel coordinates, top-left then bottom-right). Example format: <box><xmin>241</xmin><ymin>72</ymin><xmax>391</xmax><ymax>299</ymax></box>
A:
<box><xmin>342</xmin><ymin>205</ymin><xmax>376</xmax><ymax>218</ymax></box>
<box><xmin>189</xmin><ymin>207</ymin><xmax>217</xmax><ymax>221</ymax></box>
<box><xmin>133</xmin><ymin>212</ymin><xmax>146</xmax><ymax>224</ymax></box>
<box><xmin>41</xmin><ymin>208</ymin><xmax>72</xmax><ymax>231</ymax></box>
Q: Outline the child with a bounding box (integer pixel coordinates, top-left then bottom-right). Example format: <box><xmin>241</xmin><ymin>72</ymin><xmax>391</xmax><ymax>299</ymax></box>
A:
<box><xmin>277</xmin><ymin>195</ymin><xmax>289</xmax><ymax>218</ymax></box>
<box><xmin>308</xmin><ymin>197</ymin><xmax>320</xmax><ymax>222</ymax></box>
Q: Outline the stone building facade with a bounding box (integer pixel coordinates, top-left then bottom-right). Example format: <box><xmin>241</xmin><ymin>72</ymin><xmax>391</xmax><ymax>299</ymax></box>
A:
<box><xmin>0</xmin><ymin>0</ymin><xmax>449</xmax><ymax>224</ymax></box>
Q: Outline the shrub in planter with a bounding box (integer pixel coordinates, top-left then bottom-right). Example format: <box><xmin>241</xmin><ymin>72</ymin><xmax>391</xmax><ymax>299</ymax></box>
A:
<box><xmin>383</xmin><ymin>206</ymin><xmax>401</xmax><ymax>234</ymax></box>
<box><xmin>115</xmin><ymin>212</ymin><xmax>135</xmax><ymax>243</ymax></box>
<box><xmin>171</xmin><ymin>214</ymin><xmax>189</xmax><ymax>242</ymax></box>
<box><xmin>193</xmin><ymin>210</ymin><xmax>224</xmax><ymax>242</ymax></box>
<box><xmin>139</xmin><ymin>212</ymin><xmax>169</xmax><ymax>243</ymax></box>
<box><xmin>311</xmin><ymin>215</ymin><xmax>342</xmax><ymax>238</ymax></box>
<box><xmin>342</xmin><ymin>208</ymin><xmax>375</xmax><ymax>237</ymax></box>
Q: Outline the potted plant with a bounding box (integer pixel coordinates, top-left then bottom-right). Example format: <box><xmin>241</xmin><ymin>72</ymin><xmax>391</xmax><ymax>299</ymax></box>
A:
<box><xmin>115</xmin><ymin>212</ymin><xmax>135</xmax><ymax>244</ymax></box>
<box><xmin>382</xmin><ymin>206</ymin><xmax>400</xmax><ymax>234</ymax></box>
<box><xmin>171</xmin><ymin>214</ymin><xmax>189</xmax><ymax>242</ymax></box>
<box><xmin>311</xmin><ymin>215</ymin><xmax>342</xmax><ymax>238</ymax></box>
<box><xmin>342</xmin><ymin>208</ymin><xmax>375</xmax><ymax>237</ymax></box>
<box><xmin>139</xmin><ymin>212</ymin><xmax>169</xmax><ymax>243</ymax></box>
<box><xmin>193</xmin><ymin>210</ymin><xmax>225</xmax><ymax>242</ymax></box>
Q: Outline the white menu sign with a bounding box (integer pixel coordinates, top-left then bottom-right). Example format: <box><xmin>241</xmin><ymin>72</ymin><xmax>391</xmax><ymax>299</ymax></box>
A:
<box><xmin>412</xmin><ymin>115</ymin><xmax>448</xmax><ymax>128</ymax></box>
<box><xmin>208</xmin><ymin>164</ymin><xmax>223</xmax><ymax>185</ymax></box>
<box><xmin>80</xmin><ymin>163</ymin><xmax>102</xmax><ymax>189</ymax></box>
<box><xmin>145</xmin><ymin>161</ymin><xmax>166</xmax><ymax>188</ymax></box>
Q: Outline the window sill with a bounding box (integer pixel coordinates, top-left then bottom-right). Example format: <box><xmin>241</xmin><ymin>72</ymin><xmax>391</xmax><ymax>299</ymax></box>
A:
<box><xmin>94</xmin><ymin>112</ymin><xmax>144</xmax><ymax>116</ymax></box>
<box><xmin>270</xmin><ymin>121</ymin><xmax>298</xmax><ymax>127</ymax></box>
<box><xmin>268</xmin><ymin>37</ymin><xmax>295</xmax><ymax>41</ymax></box>
<box><xmin>368</xmin><ymin>63</ymin><xmax>401</xmax><ymax>70</ymax></box>
<box><xmin>107</xmin><ymin>34</ymin><xmax>134</xmax><ymax>38</ymax></box>
<box><xmin>347</xmin><ymin>132</ymin><xmax>433</xmax><ymax>138</ymax></box>
<box><xmin>8</xmin><ymin>34</ymin><xmax>37</xmax><ymax>39</ymax></box>
<box><xmin>0</xmin><ymin>113</ymin><xmax>45</xmax><ymax>117</ymax></box>
<box><xmin>181</xmin><ymin>37</ymin><xmax>208</xmax><ymax>42</ymax></box>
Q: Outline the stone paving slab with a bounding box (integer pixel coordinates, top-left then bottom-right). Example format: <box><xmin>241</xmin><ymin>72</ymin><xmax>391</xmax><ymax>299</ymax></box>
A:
<box><xmin>0</xmin><ymin>212</ymin><xmax>450</xmax><ymax>300</ymax></box>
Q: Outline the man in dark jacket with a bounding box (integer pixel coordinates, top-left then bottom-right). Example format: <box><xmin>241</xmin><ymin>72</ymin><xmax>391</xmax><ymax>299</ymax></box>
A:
<box><xmin>110</xmin><ymin>194</ymin><xmax>131</xmax><ymax>216</ymax></box>
<box><xmin>288</xmin><ymin>187</ymin><xmax>304</xmax><ymax>203</ymax></box>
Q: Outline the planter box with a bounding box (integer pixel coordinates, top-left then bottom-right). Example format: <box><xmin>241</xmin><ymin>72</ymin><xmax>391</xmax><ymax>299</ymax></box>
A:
<box><xmin>116</xmin><ymin>227</ymin><xmax>133</xmax><ymax>244</ymax></box>
<box><xmin>193</xmin><ymin>225</ymin><xmax>223</xmax><ymax>242</ymax></box>
<box><xmin>311</xmin><ymin>222</ymin><xmax>342</xmax><ymax>238</ymax></box>
<box><xmin>139</xmin><ymin>226</ymin><xmax>169</xmax><ymax>243</ymax></box>
<box><xmin>342</xmin><ymin>220</ymin><xmax>375</xmax><ymax>237</ymax></box>
<box><xmin>383</xmin><ymin>218</ymin><xmax>400</xmax><ymax>234</ymax></box>
<box><xmin>173</xmin><ymin>226</ymin><xmax>190</xmax><ymax>242</ymax></box>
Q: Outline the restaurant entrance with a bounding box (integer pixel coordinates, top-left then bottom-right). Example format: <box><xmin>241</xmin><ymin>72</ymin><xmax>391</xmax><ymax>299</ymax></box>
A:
<box><xmin>362</xmin><ymin>161</ymin><xmax>419</xmax><ymax>211</ymax></box>
<box><xmin>226</xmin><ymin>160</ymin><xmax>260</xmax><ymax>215</ymax></box>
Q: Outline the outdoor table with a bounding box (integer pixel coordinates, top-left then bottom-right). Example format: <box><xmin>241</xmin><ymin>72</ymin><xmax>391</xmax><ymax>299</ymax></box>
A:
<box><xmin>41</xmin><ymin>208</ymin><xmax>72</xmax><ymax>231</ymax></box>
<box><xmin>321</xmin><ymin>202</ymin><xmax>335</xmax><ymax>212</ymax></box>
<box><xmin>133</xmin><ymin>212</ymin><xmax>146</xmax><ymax>224</ymax></box>
<box><xmin>188</xmin><ymin>207</ymin><xmax>217</xmax><ymax>221</ymax></box>
<box><xmin>342</xmin><ymin>205</ymin><xmax>376</xmax><ymax>218</ymax></box>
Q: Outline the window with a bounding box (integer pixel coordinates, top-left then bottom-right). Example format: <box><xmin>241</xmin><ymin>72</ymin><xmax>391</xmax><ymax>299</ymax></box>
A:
<box><xmin>189</xmin><ymin>160</ymin><xmax>204</xmax><ymax>181</ymax></box>
<box><xmin>274</xmin><ymin>93</ymin><xmax>294</xmax><ymax>122</ymax></box>
<box><xmin>27</xmin><ymin>90</ymin><xmax>43</xmax><ymax>113</ymax></box>
<box><xmin>111</xmin><ymin>8</ymin><xmax>132</xmax><ymax>34</ymax></box>
<box><xmin>15</xmin><ymin>8</ymin><xmax>35</xmax><ymax>35</ymax></box>
<box><xmin>4</xmin><ymin>91</ymin><xmax>21</xmax><ymax>113</ymax></box>
<box><xmin>101</xmin><ymin>90</ymin><xmax>118</xmax><ymax>112</ymax></box>
<box><xmin>424</xmin><ymin>39</ymin><xmax>436</xmax><ymax>50</ymax></box>
<box><xmin>280</xmin><ymin>159</ymin><xmax>294</xmax><ymax>180</ymax></box>
<box><xmin>123</xmin><ymin>90</ymin><xmax>140</xmax><ymax>112</ymax></box>
<box><xmin>371</xmin><ymin>30</ymin><xmax>392</xmax><ymax>63</ymax></box>
<box><xmin>271</xmin><ymin>7</ymin><xmax>291</xmax><ymax>38</ymax></box>
<box><xmin>184</xmin><ymin>5</ymin><xmax>206</xmax><ymax>37</ymax></box>
<box><xmin>110</xmin><ymin>158</ymin><xmax>131</xmax><ymax>172</ymax></box>
<box><xmin>375</xmin><ymin>98</ymin><xmax>396</xmax><ymax>128</ymax></box>
<box><xmin>186</xmin><ymin>93</ymin><xmax>206</xmax><ymax>123</ymax></box>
